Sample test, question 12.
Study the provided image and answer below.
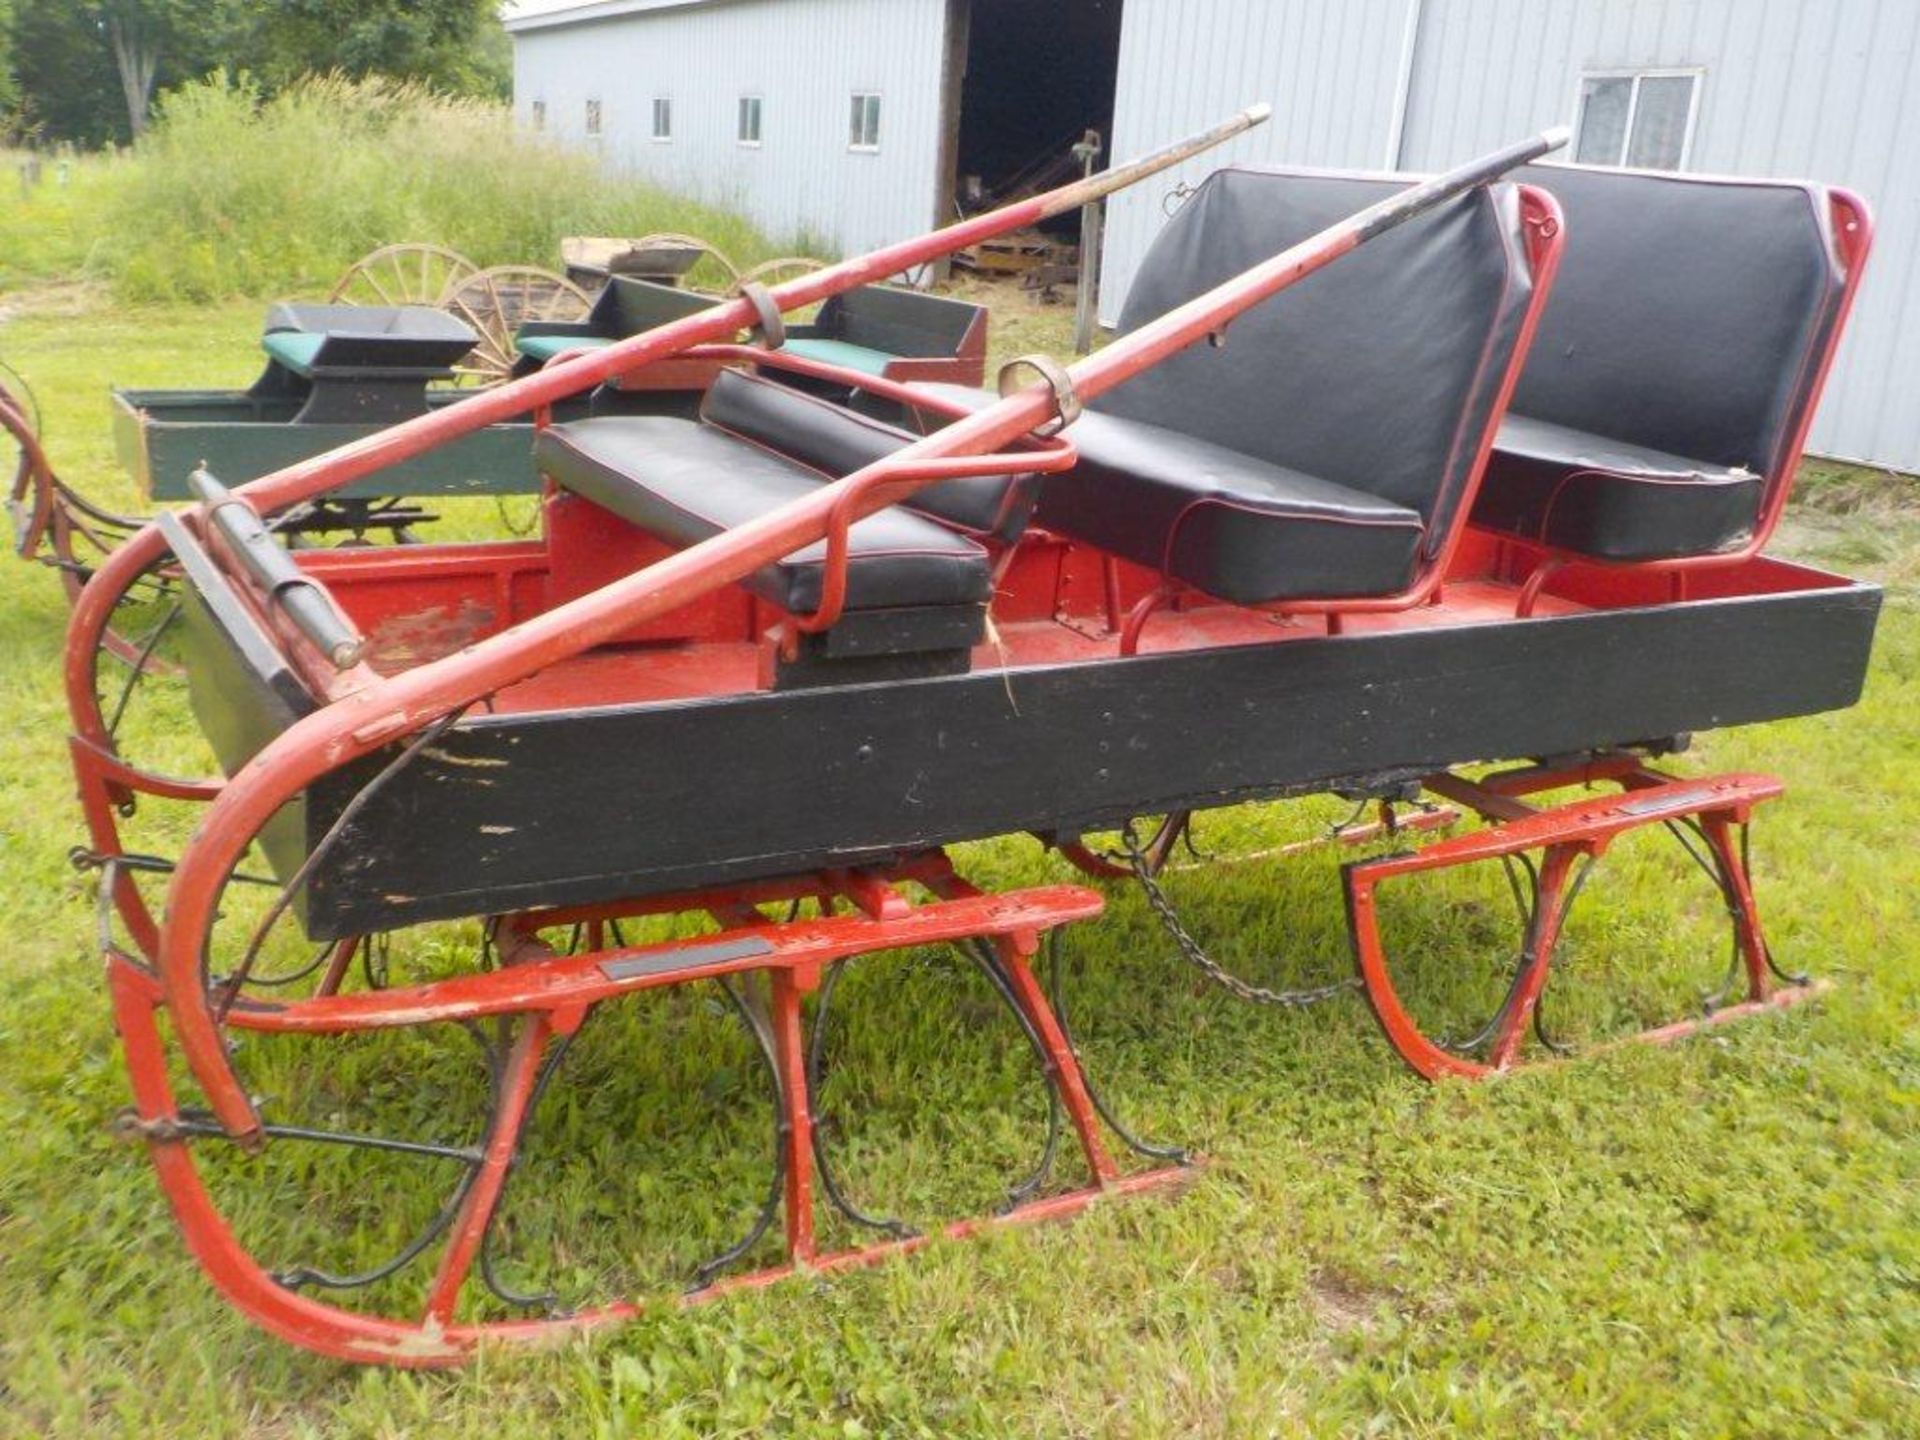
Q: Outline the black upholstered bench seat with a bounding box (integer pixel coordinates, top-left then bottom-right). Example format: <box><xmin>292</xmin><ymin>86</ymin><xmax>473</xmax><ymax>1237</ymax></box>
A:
<box><xmin>914</xmin><ymin>384</ymin><xmax>1423</xmax><ymax>603</ymax></box>
<box><xmin>1474</xmin><ymin>414</ymin><xmax>1764</xmax><ymax>561</ymax></box>
<box><xmin>535</xmin><ymin>415</ymin><xmax>993</xmax><ymax>614</ymax></box>
<box><xmin>1050</xmin><ymin>411</ymin><xmax>1425</xmax><ymax>602</ymax></box>
<box><xmin>1464</xmin><ymin>164</ymin><xmax>1855</xmax><ymax>565</ymax></box>
<box><xmin>911</xmin><ymin>170</ymin><xmax>1542</xmax><ymax>608</ymax></box>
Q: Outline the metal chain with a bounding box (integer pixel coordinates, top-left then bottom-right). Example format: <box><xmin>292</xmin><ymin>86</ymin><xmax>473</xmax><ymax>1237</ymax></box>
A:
<box><xmin>1121</xmin><ymin>822</ymin><xmax>1362</xmax><ymax>1009</ymax></box>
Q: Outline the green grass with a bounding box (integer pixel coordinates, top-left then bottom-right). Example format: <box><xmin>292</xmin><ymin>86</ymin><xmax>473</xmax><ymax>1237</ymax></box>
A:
<box><xmin>0</xmin><ymin>285</ymin><xmax>1917</xmax><ymax>1437</ymax></box>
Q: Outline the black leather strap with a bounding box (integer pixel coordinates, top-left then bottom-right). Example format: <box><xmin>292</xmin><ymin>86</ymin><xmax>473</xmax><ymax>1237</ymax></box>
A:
<box><xmin>997</xmin><ymin>353</ymin><xmax>1081</xmax><ymax>437</ymax></box>
<box><xmin>737</xmin><ymin>281</ymin><xmax>786</xmax><ymax>351</ymax></box>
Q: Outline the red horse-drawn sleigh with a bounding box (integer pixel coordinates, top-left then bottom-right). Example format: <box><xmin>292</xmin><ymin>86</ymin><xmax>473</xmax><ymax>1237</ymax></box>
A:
<box><xmin>62</xmin><ymin>105</ymin><xmax>1875</xmax><ymax>1363</ymax></box>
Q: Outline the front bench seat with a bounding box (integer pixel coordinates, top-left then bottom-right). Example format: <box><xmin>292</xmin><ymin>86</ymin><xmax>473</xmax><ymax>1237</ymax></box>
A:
<box><xmin>918</xmin><ymin>168</ymin><xmax>1548</xmax><ymax>606</ymax></box>
<box><xmin>1471</xmin><ymin>165</ymin><xmax>1857</xmax><ymax>562</ymax></box>
<box><xmin>536</xmin><ymin>369</ymin><xmax>1016</xmax><ymax>615</ymax></box>
<box><xmin>914</xmin><ymin>387</ymin><xmax>1424</xmax><ymax>602</ymax></box>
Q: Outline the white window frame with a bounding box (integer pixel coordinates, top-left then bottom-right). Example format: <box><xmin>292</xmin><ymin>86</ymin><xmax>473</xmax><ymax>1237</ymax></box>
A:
<box><xmin>848</xmin><ymin>91</ymin><xmax>881</xmax><ymax>153</ymax></box>
<box><xmin>584</xmin><ymin>97</ymin><xmax>602</xmax><ymax>138</ymax></box>
<box><xmin>651</xmin><ymin>96</ymin><xmax>673</xmax><ymax>143</ymax></box>
<box><xmin>738</xmin><ymin>94</ymin><xmax>763</xmax><ymax>148</ymax></box>
<box><xmin>1570</xmin><ymin>67</ymin><xmax>1704</xmax><ymax>170</ymax></box>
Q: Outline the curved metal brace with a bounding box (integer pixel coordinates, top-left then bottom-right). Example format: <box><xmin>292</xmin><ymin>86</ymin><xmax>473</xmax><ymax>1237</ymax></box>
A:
<box><xmin>1664</xmin><ymin>815</ymin><xmax>1807</xmax><ymax>998</ymax></box>
<box><xmin>689</xmin><ymin>975</ymin><xmax>792</xmax><ymax>1290</ymax></box>
<box><xmin>1438</xmin><ymin>852</ymin><xmax>1595</xmax><ymax>1064</ymax></box>
<box><xmin>473</xmin><ymin>1016</ymin><xmax>591</xmax><ymax>1316</ymax></box>
<box><xmin>803</xmin><ymin>960</ymin><xmax>919</xmax><ymax>1241</ymax></box>
<box><xmin>1734</xmin><ymin>820</ymin><xmax>1808</xmax><ymax>988</ymax></box>
<box><xmin>961</xmin><ymin>939</ymin><xmax>1065</xmax><ymax>1209</ymax></box>
<box><xmin>1044</xmin><ymin>930</ymin><xmax>1190</xmax><ymax>1163</ymax></box>
<box><xmin>133</xmin><ymin>1103</ymin><xmax>488</xmax><ymax>1297</ymax></box>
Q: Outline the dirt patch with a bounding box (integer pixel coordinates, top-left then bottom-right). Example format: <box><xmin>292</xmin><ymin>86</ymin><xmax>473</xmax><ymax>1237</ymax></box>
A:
<box><xmin>1307</xmin><ymin>1270</ymin><xmax>1382</xmax><ymax>1335</ymax></box>
<box><xmin>0</xmin><ymin>279</ymin><xmax>110</xmax><ymax>322</ymax></box>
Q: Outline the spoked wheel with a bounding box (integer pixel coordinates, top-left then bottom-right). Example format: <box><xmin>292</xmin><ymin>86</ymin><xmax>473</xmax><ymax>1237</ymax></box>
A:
<box><xmin>730</xmin><ymin>256</ymin><xmax>829</xmax><ymax>293</ymax></box>
<box><xmin>328</xmin><ymin>243</ymin><xmax>480</xmax><ymax>308</ymax></box>
<box><xmin>440</xmin><ymin>266</ymin><xmax>595</xmax><ymax>387</ymax></box>
<box><xmin>631</xmin><ymin>232</ymin><xmax>741</xmax><ymax>294</ymax></box>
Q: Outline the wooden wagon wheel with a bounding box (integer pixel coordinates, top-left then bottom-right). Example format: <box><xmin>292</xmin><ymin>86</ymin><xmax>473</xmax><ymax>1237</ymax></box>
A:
<box><xmin>329</xmin><ymin>243</ymin><xmax>480</xmax><ymax>307</ymax></box>
<box><xmin>630</xmin><ymin>231</ymin><xmax>741</xmax><ymax>293</ymax></box>
<box><xmin>440</xmin><ymin>266</ymin><xmax>595</xmax><ymax>387</ymax></box>
<box><xmin>729</xmin><ymin>256</ymin><xmax>830</xmax><ymax>293</ymax></box>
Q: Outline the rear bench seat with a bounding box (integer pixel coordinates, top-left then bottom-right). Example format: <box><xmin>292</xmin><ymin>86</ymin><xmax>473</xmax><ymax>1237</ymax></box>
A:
<box><xmin>514</xmin><ymin>276</ymin><xmax>711</xmax><ymax>369</ymax></box>
<box><xmin>783</xmin><ymin>285</ymin><xmax>988</xmax><ymax>389</ymax></box>
<box><xmin>915</xmin><ymin>167</ymin><xmax>1551</xmax><ymax>605</ymax></box>
<box><xmin>536</xmin><ymin>368</ymin><xmax>1032</xmax><ymax>647</ymax></box>
<box><xmin>1470</xmin><ymin>166</ymin><xmax>1859</xmax><ymax>563</ymax></box>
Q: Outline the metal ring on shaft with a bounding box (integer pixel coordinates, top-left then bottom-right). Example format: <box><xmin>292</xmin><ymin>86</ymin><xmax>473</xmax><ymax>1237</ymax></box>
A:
<box><xmin>737</xmin><ymin>281</ymin><xmax>786</xmax><ymax>351</ymax></box>
<box><xmin>997</xmin><ymin>353</ymin><xmax>1082</xmax><ymax>437</ymax></box>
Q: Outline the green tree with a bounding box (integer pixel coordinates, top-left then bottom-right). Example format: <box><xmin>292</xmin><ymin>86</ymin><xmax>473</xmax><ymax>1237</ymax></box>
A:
<box><xmin>4</xmin><ymin>0</ymin><xmax>507</xmax><ymax>146</ymax></box>
<box><xmin>9</xmin><ymin>0</ymin><xmax>126</xmax><ymax>145</ymax></box>
<box><xmin>6</xmin><ymin>0</ymin><xmax>236</xmax><ymax>144</ymax></box>
<box><xmin>240</xmin><ymin>0</ymin><xmax>509</xmax><ymax>98</ymax></box>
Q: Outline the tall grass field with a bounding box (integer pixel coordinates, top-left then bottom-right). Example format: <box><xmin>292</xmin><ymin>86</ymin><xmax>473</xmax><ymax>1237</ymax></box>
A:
<box><xmin>2</xmin><ymin>75</ymin><xmax>780</xmax><ymax>300</ymax></box>
<box><xmin>0</xmin><ymin>80</ymin><xmax>1916</xmax><ymax>1438</ymax></box>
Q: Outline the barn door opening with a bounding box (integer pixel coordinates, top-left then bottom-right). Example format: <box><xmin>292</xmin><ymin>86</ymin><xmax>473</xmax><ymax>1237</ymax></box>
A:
<box><xmin>946</xmin><ymin>0</ymin><xmax>1124</xmax><ymax>224</ymax></box>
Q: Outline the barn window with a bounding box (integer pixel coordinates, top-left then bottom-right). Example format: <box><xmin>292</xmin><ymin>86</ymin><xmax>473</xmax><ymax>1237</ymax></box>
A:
<box><xmin>530</xmin><ymin>100</ymin><xmax>546</xmax><ymax>132</ymax></box>
<box><xmin>584</xmin><ymin>98</ymin><xmax>602</xmax><ymax>137</ymax></box>
<box><xmin>849</xmin><ymin>92</ymin><xmax>881</xmax><ymax>152</ymax></box>
<box><xmin>651</xmin><ymin>97</ymin><xmax>673</xmax><ymax>142</ymax></box>
<box><xmin>738</xmin><ymin>95</ymin><xmax>763</xmax><ymax>147</ymax></box>
<box><xmin>1574</xmin><ymin>70</ymin><xmax>1700</xmax><ymax>170</ymax></box>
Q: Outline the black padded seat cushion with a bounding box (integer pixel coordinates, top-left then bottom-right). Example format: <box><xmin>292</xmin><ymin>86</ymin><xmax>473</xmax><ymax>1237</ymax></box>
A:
<box><xmin>708</xmin><ymin>369</ymin><xmax>1034</xmax><ymax>542</ymax></box>
<box><xmin>1046</xmin><ymin>411</ymin><xmax>1424</xmax><ymax>601</ymax></box>
<box><xmin>1471</xmin><ymin>165</ymin><xmax>1849</xmax><ymax>561</ymax></box>
<box><xmin>1474</xmin><ymin>415</ymin><xmax>1764</xmax><ymax>561</ymax></box>
<box><xmin>535</xmin><ymin>415</ymin><xmax>991</xmax><ymax>614</ymax></box>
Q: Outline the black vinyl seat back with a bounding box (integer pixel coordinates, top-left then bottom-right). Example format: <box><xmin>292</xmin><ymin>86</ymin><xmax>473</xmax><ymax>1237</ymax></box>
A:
<box><xmin>1506</xmin><ymin>164</ymin><xmax>1849</xmax><ymax>480</ymax></box>
<box><xmin>702</xmin><ymin>368</ymin><xmax>1036</xmax><ymax>542</ymax></box>
<box><xmin>1104</xmin><ymin>168</ymin><xmax>1541</xmax><ymax>558</ymax></box>
<box><xmin>598</xmin><ymin>276</ymin><xmax>714</xmax><ymax>337</ymax></box>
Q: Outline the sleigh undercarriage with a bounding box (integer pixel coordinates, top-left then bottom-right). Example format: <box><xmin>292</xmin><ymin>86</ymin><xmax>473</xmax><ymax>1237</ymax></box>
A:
<box><xmin>64</xmin><ymin>112</ymin><xmax>1882</xmax><ymax>1363</ymax></box>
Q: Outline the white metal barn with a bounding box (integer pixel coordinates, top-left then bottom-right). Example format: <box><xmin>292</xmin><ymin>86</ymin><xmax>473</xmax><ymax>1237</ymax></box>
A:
<box><xmin>506</xmin><ymin>0</ymin><xmax>1920</xmax><ymax>471</ymax></box>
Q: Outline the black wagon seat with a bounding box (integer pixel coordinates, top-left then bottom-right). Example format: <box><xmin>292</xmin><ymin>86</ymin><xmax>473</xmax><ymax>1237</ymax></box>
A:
<box><xmin>1470</xmin><ymin>165</ymin><xmax>1857</xmax><ymax>563</ymax></box>
<box><xmin>915</xmin><ymin>165</ymin><xmax>1551</xmax><ymax>607</ymax></box>
<box><xmin>533</xmin><ymin>366</ymin><xmax>1034</xmax><ymax>632</ymax></box>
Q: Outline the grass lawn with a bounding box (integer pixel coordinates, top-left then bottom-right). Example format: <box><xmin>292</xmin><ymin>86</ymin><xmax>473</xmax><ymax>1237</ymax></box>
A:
<box><xmin>0</xmin><ymin>279</ymin><xmax>1916</xmax><ymax>1438</ymax></box>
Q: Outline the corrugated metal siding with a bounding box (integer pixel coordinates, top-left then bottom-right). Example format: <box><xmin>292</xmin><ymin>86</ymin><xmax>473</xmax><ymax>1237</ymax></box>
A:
<box><xmin>511</xmin><ymin>0</ymin><xmax>949</xmax><ymax>259</ymax></box>
<box><xmin>1396</xmin><ymin>0</ymin><xmax>1920</xmax><ymax>468</ymax></box>
<box><xmin>1101</xmin><ymin>0</ymin><xmax>1419</xmax><ymax>327</ymax></box>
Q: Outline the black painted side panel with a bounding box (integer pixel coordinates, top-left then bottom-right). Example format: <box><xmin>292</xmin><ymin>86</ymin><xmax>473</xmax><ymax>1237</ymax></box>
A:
<box><xmin>299</xmin><ymin>583</ymin><xmax>1882</xmax><ymax>940</ymax></box>
<box><xmin>165</xmin><ymin>511</ymin><xmax>319</xmax><ymax>887</ymax></box>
